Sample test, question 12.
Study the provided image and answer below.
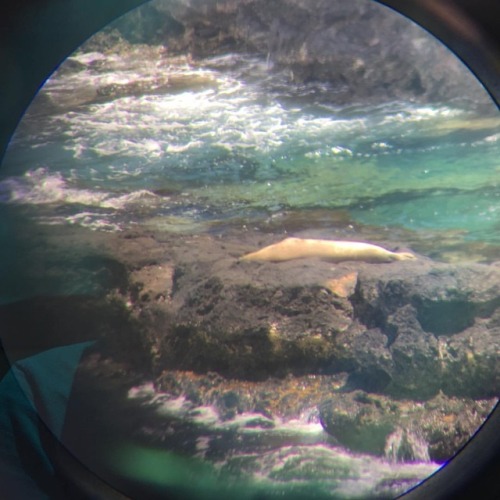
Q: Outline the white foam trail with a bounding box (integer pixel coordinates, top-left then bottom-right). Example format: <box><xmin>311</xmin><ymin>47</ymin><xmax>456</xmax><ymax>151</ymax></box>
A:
<box><xmin>0</xmin><ymin>168</ymin><xmax>109</xmax><ymax>206</ymax></box>
<box><xmin>384</xmin><ymin>427</ymin><xmax>430</xmax><ymax>463</ymax></box>
<box><xmin>0</xmin><ymin>168</ymin><xmax>161</xmax><ymax>210</ymax></box>
<box><xmin>64</xmin><ymin>213</ymin><xmax>122</xmax><ymax>232</ymax></box>
<box><xmin>127</xmin><ymin>382</ymin><xmax>325</xmax><ymax>435</ymax></box>
<box><xmin>189</xmin><ymin>406</ymin><xmax>220</xmax><ymax>426</ymax></box>
<box><xmin>380</xmin><ymin>105</ymin><xmax>464</xmax><ymax>125</ymax></box>
<box><xmin>154</xmin><ymin>396</ymin><xmax>190</xmax><ymax>416</ymax></box>
<box><xmin>126</xmin><ymin>380</ymin><xmax>440</xmax><ymax>498</ymax></box>
<box><xmin>128</xmin><ymin>382</ymin><xmax>156</xmax><ymax>399</ymax></box>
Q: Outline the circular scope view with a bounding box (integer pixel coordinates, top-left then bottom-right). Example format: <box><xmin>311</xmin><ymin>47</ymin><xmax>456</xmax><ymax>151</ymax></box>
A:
<box><xmin>0</xmin><ymin>0</ymin><xmax>499</xmax><ymax>498</ymax></box>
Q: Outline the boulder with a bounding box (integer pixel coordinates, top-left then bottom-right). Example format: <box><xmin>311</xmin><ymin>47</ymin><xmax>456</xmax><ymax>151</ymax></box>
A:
<box><xmin>319</xmin><ymin>391</ymin><xmax>496</xmax><ymax>462</ymax></box>
<box><xmin>126</xmin><ymin>232</ymin><xmax>500</xmax><ymax>400</ymax></box>
<box><xmin>5</xmin><ymin>226</ymin><xmax>498</xmax><ymax>400</ymax></box>
<box><xmin>146</xmin><ymin>0</ymin><xmax>490</xmax><ymax>106</ymax></box>
<box><xmin>343</xmin><ymin>261</ymin><xmax>500</xmax><ymax>398</ymax></box>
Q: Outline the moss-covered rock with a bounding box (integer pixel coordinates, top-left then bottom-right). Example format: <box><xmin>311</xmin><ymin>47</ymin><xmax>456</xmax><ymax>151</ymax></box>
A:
<box><xmin>319</xmin><ymin>391</ymin><xmax>496</xmax><ymax>462</ymax></box>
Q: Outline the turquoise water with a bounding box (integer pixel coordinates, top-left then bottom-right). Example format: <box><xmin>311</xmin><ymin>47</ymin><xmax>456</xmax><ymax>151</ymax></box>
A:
<box><xmin>1</xmin><ymin>52</ymin><xmax>499</xmax><ymax>246</ymax></box>
<box><xmin>0</xmin><ymin>44</ymin><xmax>498</xmax><ymax>498</ymax></box>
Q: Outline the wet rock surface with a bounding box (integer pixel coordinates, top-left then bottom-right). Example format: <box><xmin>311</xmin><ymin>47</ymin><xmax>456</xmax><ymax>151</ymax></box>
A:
<box><xmin>69</xmin><ymin>348</ymin><xmax>495</xmax><ymax>464</ymax></box>
<box><xmin>319</xmin><ymin>391</ymin><xmax>496</xmax><ymax>462</ymax></box>
<box><xmin>343</xmin><ymin>262</ymin><xmax>500</xmax><ymax>398</ymax></box>
<box><xmin>3</xmin><ymin>224</ymin><xmax>499</xmax><ymax>461</ymax></box>
<box><xmin>108</xmin><ymin>229</ymin><xmax>500</xmax><ymax>401</ymax></box>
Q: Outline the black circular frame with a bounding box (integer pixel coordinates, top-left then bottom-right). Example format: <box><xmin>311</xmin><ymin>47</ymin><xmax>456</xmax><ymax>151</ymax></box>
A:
<box><xmin>0</xmin><ymin>1</ymin><xmax>499</xmax><ymax>499</ymax></box>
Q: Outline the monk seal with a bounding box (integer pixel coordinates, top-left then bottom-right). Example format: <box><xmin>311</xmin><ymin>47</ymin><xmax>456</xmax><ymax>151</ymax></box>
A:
<box><xmin>240</xmin><ymin>237</ymin><xmax>416</xmax><ymax>263</ymax></box>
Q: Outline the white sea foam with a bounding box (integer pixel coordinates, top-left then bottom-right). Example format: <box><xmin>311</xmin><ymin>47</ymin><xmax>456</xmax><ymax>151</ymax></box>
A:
<box><xmin>223</xmin><ymin>443</ymin><xmax>439</xmax><ymax>497</ymax></box>
<box><xmin>188</xmin><ymin>406</ymin><xmax>220</xmax><ymax>426</ymax></box>
<box><xmin>195</xmin><ymin>436</ymin><xmax>212</xmax><ymax>458</ymax></box>
<box><xmin>100</xmin><ymin>189</ymin><xmax>161</xmax><ymax>210</ymax></box>
<box><xmin>475</xmin><ymin>132</ymin><xmax>500</xmax><ymax>145</ymax></box>
<box><xmin>126</xmin><ymin>380</ymin><xmax>440</xmax><ymax>497</ymax></box>
<box><xmin>166</xmin><ymin>141</ymin><xmax>204</xmax><ymax>153</ymax></box>
<box><xmin>221</xmin><ymin>412</ymin><xmax>276</xmax><ymax>430</ymax></box>
<box><xmin>0</xmin><ymin>168</ymin><xmax>109</xmax><ymax>206</ymax></box>
<box><xmin>380</xmin><ymin>105</ymin><xmax>464</xmax><ymax>125</ymax></box>
<box><xmin>67</xmin><ymin>51</ymin><xmax>108</xmax><ymax>65</ymax></box>
<box><xmin>248</xmin><ymin>444</ymin><xmax>439</xmax><ymax>499</ymax></box>
<box><xmin>65</xmin><ymin>213</ymin><xmax>123</xmax><ymax>232</ymax></box>
<box><xmin>127</xmin><ymin>382</ymin><xmax>329</xmax><ymax>441</ymax></box>
<box><xmin>128</xmin><ymin>382</ymin><xmax>156</xmax><ymax>399</ymax></box>
<box><xmin>155</xmin><ymin>395</ymin><xmax>191</xmax><ymax>416</ymax></box>
<box><xmin>0</xmin><ymin>168</ymin><xmax>161</xmax><ymax>212</ymax></box>
<box><xmin>4</xmin><ymin>49</ymin><xmax>497</xmax><ymax>240</ymax></box>
<box><xmin>35</xmin><ymin>56</ymin><xmax>373</xmax><ymax>169</ymax></box>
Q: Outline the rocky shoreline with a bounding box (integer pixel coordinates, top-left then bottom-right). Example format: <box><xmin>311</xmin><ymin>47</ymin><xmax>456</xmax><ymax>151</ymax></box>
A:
<box><xmin>99</xmin><ymin>0</ymin><xmax>494</xmax><ymax>108</ymax></box>
<box><xmin>2</xmin><ymin>223</ymin><xmax>498</xmax><ymax>463</ymax></box>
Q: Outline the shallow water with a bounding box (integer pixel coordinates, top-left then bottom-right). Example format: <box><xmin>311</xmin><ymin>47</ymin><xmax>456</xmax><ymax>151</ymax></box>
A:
<box><xmin>0</xmin><ymin>39</ymin><xmax>498</xmax><ymax>499</ymax></box>
<box><xmin>1</xmin><ymin>51</ymin><xmax>499</xmax><ymax>246</ymax></box>
<box><xmin>108</xmin><ymin>381</ymin><xmax>439</xmax><ymax>499</ymax></box>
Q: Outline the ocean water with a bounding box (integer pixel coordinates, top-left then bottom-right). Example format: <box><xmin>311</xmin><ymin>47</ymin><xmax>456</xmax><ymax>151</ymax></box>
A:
<box><xmin>1</xmin><ymin>51</ymin><xmax>499</xmax><ymax>244</ymax></box>
<box><xmin>0</xmin><ymin>41</ymin><xmax>498</xmax><ymax>498</ymax></box>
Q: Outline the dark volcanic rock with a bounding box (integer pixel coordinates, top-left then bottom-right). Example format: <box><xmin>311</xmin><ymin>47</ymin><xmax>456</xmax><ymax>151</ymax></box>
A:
<box><xmin>7</xmin><ymin>224</ymin><xmax>497</xmax><ymax>467</ymax></box>
<box><xmin>319</xmin><ymin>392</ymin><xmax>399</xmax><ymax>458</ymax></box>
<box><xmin>156</xmin><ymin>368</ymin><xmax>345</xmax><ymax>422</ymax></box>
<box><xmin>156</xmin><ymin>256</ymin><xmax>350</xmax><ymax>380</ymax></box>
<box><xmin>344</xmin><ymin>262</ymin><xmax>500</xmax><ymax>398</ymax></box>
<box><xmin>150</xmin><ymin>0</ymin><xmax>490</xmax><ymax>106</ymax></box>
<box><xmin>0</xmin><ymin>295</ymin><xmax>148</xmax><ymax>366</ymax></box>
<box><xmin>319</xmin><ymin>391</ymin><xmax>496</xmax><ymax>462</ymax></box>
<box><xmin>122</xmin><ymin>231</ymin><xmax>500</xmax><ymax>400</ymax></box>
<box><xmin>15</xmin><ymin>226</ymin><xmax>498</xmax><ymax>401</ymax></box>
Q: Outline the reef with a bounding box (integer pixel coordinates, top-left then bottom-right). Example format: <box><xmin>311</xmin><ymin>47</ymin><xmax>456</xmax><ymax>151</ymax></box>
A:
<box><xmin>2</xmin><ymin>224</ymin><xmax>498</xmax><ymax>462</ymax></box>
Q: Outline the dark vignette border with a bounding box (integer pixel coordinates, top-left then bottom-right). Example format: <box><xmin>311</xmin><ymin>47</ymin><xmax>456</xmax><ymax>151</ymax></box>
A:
<box><xmin>0</xmin><ymin>1</ymin><xmax>498</xmax><ymax>499</ymax></box>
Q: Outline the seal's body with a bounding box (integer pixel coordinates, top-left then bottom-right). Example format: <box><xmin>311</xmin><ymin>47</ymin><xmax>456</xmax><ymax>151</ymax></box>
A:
<box><xmin>241</xmin><ymin>237</ymin><xmax>415</xmax><ymax>263</ymax></box>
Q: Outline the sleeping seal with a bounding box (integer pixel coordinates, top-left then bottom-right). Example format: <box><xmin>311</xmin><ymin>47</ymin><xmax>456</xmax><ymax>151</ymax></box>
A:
<box><xmin>240</xmin><ymin>237</ymin><xmax>416</xmax><ymax>263</ymax></box>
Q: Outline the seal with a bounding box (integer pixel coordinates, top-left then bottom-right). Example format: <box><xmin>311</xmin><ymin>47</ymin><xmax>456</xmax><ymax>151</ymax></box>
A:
<box><xmin>240</xmin><ymin>237</ymin><xmax>416</xmax><ymax>263</ymax></box>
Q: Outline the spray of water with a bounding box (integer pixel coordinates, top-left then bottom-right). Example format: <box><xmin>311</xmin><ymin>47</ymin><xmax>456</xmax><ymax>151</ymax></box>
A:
<box><xmin>384</xmin><ymin>427</ymin><xmax>430</xmax><ymax>463</ymax></box>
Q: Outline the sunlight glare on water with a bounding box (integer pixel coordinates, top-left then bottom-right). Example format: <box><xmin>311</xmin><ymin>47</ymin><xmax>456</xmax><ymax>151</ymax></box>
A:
<box><xmin>2</xmin><ymin>51</ymin><xmax>499</xmax><ymax>244</ymax></box>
